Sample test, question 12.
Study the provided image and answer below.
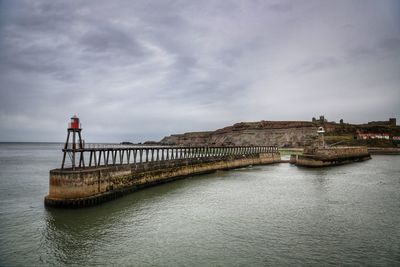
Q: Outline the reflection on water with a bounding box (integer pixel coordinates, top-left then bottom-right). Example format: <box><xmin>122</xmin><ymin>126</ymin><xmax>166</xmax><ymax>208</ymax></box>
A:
<box><xmin>1</xmin><ymin>143</ymin><xmax>400</xmax><ymax>266</ymax></box>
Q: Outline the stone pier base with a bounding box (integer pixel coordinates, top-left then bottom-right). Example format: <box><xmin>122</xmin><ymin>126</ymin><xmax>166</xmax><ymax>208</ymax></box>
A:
<box><xmin>291</xmin><ymin>146</ymin><xmax>371</xmax><ymax>167</ymax></box>
<box><xmin>45</xmin><ymin>153</ymin><xmax>280</xmax><ymax>208</ymax></box>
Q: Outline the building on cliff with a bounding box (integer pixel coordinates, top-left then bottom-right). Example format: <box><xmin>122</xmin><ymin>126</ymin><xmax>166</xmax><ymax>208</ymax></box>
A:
<box><xmin>357</xmin><ymin>132</ymin><xmax>390</xmax><ymax>140</ymax></box>
<box><xmin>312</xmin><ymin>115</ymin><xmax>328</xmax><ymax>124</ymax></box>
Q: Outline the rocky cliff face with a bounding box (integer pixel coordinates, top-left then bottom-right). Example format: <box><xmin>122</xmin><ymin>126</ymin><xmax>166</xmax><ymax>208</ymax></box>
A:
<box><xmin>160</xmin><ymin>119</ymin><xmax>400</xmax><ymax>148</ymax></box>
<box><xmin>161</xmin><ymin>121</ymin><xmax>318</xmax><ymax>147</ymax></box>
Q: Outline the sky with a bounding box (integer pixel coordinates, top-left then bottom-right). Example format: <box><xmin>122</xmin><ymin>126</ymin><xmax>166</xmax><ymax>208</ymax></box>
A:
<box><xmin>0</xmin><ymin>0</ymin><xmax>399</xmax><ymax>142</ymax></box>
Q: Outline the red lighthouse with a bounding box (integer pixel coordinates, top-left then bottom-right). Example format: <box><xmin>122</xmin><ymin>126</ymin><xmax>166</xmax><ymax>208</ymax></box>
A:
<box><xmin>62</xmin><ymin>115</ymin><xmax>84</xmax><ymax>169</ymax></box>
<box><xmin>69</xmin><ymin>115</ymin><xmax>81</xmax><ymax>130</ymax></box>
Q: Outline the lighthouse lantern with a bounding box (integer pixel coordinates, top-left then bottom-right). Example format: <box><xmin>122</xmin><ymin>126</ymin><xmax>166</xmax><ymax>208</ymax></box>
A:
<box><xmin>69</xmin><ymin>115</ymin><xmax>81</xmax><ymax>130</ymax></box>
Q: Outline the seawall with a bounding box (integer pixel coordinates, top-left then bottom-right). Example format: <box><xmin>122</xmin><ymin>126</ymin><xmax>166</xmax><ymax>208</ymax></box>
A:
<box><xmin>368</xmin><ymin>147</ymin><xmax>400</xmax><ymax>155</ymax></box>
<box><xmin>45</xmin><ymin>152</ymin><xmax>280</xmax><ymax>208</ymax></box>
<box><xmin>291</xmin><ymin>146</ymin><xmax>371</xmax><ymax>167</ymax></box>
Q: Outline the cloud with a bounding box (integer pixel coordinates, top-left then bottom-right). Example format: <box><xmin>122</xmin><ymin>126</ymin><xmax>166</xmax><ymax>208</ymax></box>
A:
<box><xmin>378</xmin><ymin>37</ymin><xmax>400</xmax><ymax>52</ymax></box>
<box><xmin>268</xmin><ymin>2</ymin><xmax>293</xmax><ymax>12</ymax></box>
<box><xmin>0</xmin><ymin>0</ymin><xmax>399</xmax><ymax>142</ymax></box>
<box><xmin>288</xmin><ymin>56</ymin><xmax>341</xmax><ymax>74</ymax></box>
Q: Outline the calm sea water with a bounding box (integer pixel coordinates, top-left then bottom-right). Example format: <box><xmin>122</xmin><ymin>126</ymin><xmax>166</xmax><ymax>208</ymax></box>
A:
<box><xmin>0</xmin><ymin>143</ymin><xmax>399</xmax><ymax>266</ymax></box>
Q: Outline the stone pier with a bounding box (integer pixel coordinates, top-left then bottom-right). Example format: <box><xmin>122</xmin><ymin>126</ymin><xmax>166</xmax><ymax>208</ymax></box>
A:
<box><xmin>45</xmin><ymin>151</ymin><xmax>280</xmax><ymax>208</ymax></box>
<box><xmin>291</xmin><ymin>146</ymin><xmax>371</xmax><ymax>167</ymax></box>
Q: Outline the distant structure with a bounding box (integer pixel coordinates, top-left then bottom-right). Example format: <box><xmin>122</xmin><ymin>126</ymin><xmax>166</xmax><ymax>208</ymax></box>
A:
<box><xmin>317</xmin><ymin>126</ymin><xmax>326</xmax><ymax>147</ymax></box>
<box><xmin>311</xmin><ymin>116</ymin><xmax>397</xmax><ymax>127</ymax></box>
<box><xmin>312</xmin><ymin>115</ymin><xmax>328</xmax><ymax>124</ymax></box>
<box><xmin>357</xmin><ymin>132</ymin><xmax>390</xmax><ymax>140</ymax></box>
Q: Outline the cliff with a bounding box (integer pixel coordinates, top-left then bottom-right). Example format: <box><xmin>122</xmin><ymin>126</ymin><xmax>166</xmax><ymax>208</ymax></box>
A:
<box><xmin>160</xmin><ymin>119</ymin><xmax>400</xmax><ymax>148</ymax></box>
<box><xmin>161</xmin><ymin>121</ymin><xmax>318</xmax><ymax>147</ymax></box>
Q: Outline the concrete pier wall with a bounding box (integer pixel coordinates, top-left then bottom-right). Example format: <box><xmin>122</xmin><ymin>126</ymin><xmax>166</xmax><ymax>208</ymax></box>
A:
<box><xmin>294</xmin><ymin>146</ymin><xmax>370</xmax><ymax>167</ymax></box>
<box><xmin>45</xmin><ymin>152</ymin><xmax>280</xmax><ymax>208</ymax></box>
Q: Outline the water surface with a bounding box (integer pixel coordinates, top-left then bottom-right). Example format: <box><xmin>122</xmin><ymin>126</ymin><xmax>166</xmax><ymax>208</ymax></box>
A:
<box><xmin>0</xmin><ymin>143</ymin><xmax>399</xmax><ymax>266</ymax></box>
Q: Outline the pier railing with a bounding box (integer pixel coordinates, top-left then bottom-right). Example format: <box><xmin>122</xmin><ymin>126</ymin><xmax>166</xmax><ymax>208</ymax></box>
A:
<box><xmin>61</xmin><ymin>145</ymin><xmax>279</xmax><ymax>170</ymax></box>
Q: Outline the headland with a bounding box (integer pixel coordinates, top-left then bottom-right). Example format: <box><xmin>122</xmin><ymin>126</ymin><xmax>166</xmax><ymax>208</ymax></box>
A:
<box><xmin>159</xmin><ymin>116</ymin><xmax>400</xmax><ymax>150</ymax></box>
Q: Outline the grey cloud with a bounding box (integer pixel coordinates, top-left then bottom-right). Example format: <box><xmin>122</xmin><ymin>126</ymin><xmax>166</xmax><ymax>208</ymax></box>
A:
<box><xmin>218</xmin><ymin>47</ymin><xmax>247</xmax><ymax>67</ymax></box>
<box><xmin>80</xmin><ymin>26</ymin><xmax>145</xmax><ymax>56</ymax></box>
<box><xmin>345</xmin><ymin>46</ymin><xmax>377</xmax><ymax>63</ymax></box>
<box><xmin>3</xmin><ymin>1</ymin><xmax>75</xmax><ymax>33</ymax></box>
<box><xmin>78</xmin><ymin>26</ymin><xmax>152</xmax><ymax>68</ymax></box>
<box><xmin>268</xmin><ymin>2</ymin><xmax>293</xmax><ymax>12</ymax></box>
<box><xmin>344</xmin><ymin>37</ymin><xmax>400</xmax><ymax>65</ymax></box>
<box><xmin>289</xmin><ymin>56</ymin><xmax>341</xmax><ymax>74</ymax></box>
<box><xmin>378</xmin><ymin>37</ymin><xmax>400</xmax><ymax>52</ymax></box>
<box><xmin>0</xmin><ymin>0</ymin><xmax>399</xmax><ymax>142</ymax></box>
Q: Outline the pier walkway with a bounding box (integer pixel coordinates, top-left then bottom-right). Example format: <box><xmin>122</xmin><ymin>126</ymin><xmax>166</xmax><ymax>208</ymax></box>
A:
<box><xmin>61</xmin><ymin>144</ymin><xmax>279</xmax><ymax>170</ymax></box>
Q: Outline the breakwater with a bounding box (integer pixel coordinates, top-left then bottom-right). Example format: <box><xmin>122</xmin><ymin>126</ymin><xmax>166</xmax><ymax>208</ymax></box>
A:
<box><xmin>291</xmin><ymin>146</ymin><xmax>370</xmax><ymax>167</ymax></box>
<box><xmin>45</xmin><ymin>146</ymin><xmax>280</xmax><ymax>208</ymax></box>
<box><xmin>368</xmin><ymin>147</ymin><xmax>400</xmax><ymax>155</ymax></box>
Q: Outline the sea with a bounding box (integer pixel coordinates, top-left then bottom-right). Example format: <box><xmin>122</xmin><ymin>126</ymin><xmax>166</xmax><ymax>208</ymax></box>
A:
<box><xmin>0</xmin><ymin>143</ymin><xmax>399</xmax><ymax>266</ymax></box>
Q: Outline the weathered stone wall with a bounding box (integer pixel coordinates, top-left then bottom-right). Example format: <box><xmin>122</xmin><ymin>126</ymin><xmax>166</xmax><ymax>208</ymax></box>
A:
<box><xmin>46</xmin><ymin>152</ymin><xmax>280</xmax><ymax>206</ymax></box>
<box><xmin>303</xmin><ymin>146</ymin><xmax>370</xmax><ymax>159</ymax></box>
<box><xmin>294</xmin><ymin>146</ymin><xmax>371</xmax><ymax>167</ymax></box>
<box><xmin>295</xmin><ymin>154</ymin><xmax>371</xmax><ymax>167</ymax></box>
<box><xmin>368</xmin><ymin>147</ymin><xmax>400</xmax><ymax>155</ymax></box>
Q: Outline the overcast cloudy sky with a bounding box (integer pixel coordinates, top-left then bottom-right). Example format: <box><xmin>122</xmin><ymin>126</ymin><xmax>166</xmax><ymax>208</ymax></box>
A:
<box><xmin>0</xmin><ymin>0</ymin><xmax>399</xmax><ymax>142</ymax></box>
